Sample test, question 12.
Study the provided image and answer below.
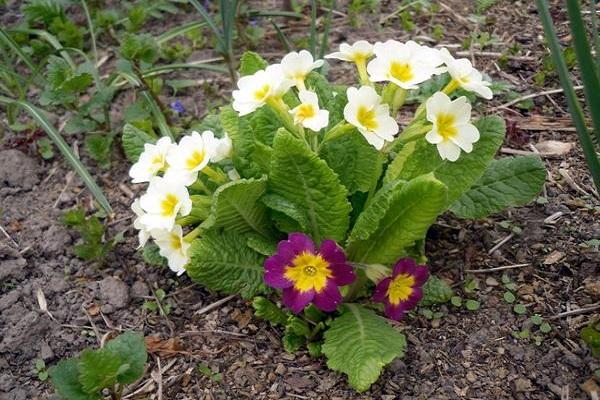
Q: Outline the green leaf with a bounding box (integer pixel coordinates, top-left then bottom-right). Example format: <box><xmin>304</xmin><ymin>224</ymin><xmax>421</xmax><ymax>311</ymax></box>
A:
<box><xmin>187</xmin><ymin>230</ymin><xmax>267</xmax><ymax>298</ymax></box>
<box><xmin>65</xmin><ymin>115</ymin><xmax>99</xmax><ymax>135</ymax></box>
<box><xmin>348</xmin><ymin>174</ymin><xmax>447</xmax><ymax>264</ymax></box>
<box><xmin>319</xmin><ymin>128</ymin><xmax>383</xmax><ymax>194</ymax></box>
<box><xmin>191</xmin><ymin>113</ymin><xmax>224</xmax><ymax>137</ymax></box>
<box><xmin>239</xmin><ymin>51</ymin><xmax>268</xmax><ymax>76</ymax></box>
<box><xmin>120</xmin><ymin>33</ymin><xmax>159</xmax><ymax>64</ymax></box>
<box><xmin>540</xmin><ymin>322</ymin><xmax>552</xmax><ymax>334</ymax></box>
<box><xmin>286</xmin><ymin>316</ymin><xmax>311</xmax><ymax>337</ymax></box>
<box><xmin>503</xmin><ymin>291</ymin><xmax>516</xmax><ymax>303</ymax></box>
<box><xmin>268</xmin><ymin>130</ymin><xmax>351</xmax><ymax>242</ymax></box>
<box><xmin>450</xmin><ymin>156</ymin><xmax>546</xmax><ymax>219</ymax></box>
<box><xmin>46</xmin><ymin>56</ymin><xmax>92</xmax><ymax>94</ymax></box>
<box><xmin>104</xmin><ymin>332</ymin><xmax>147</xmax><ymax>384</ymax></box>
<box><xmin>142</xmin><ymin>243</ymin><xmax>167</xmax><ymax>266</ymax></box>
<box><xmin>465</xmin><ymin>299</ymin><xmax>480</xmax><ymax>311</ymax></box>
<box><xmin>78</xmin><ymin>349</ymin><xmax>121</xmax><ymax>394</ymax></box>
<box><xmin>282</xmin><ymin>332</ymin><xmax>305</xmax><ymax>353</ymax></box>
<box><xmin>122</xmin><ymin>123</ymin><xmax>158</xmax><ymax>163</ymax></box>
<box><xmin>246</xmin><ymin>233</ymin><xmax>278</xmax><ymax>256</ymax></box>
<box><xmin>252</xmin><ymin>296</ymin><xmax>288</xmax><ymax>326</ymax></box>
<box><xmin>420</xmin><ymin>276</ymin><xmax>454</xmax><ymax>306</ymax></box>
<box><xmin>513</xmin><ymin>304</ymin><xmax>527</xmax><ymax>315</ymax></box>
<box><xmin>220</xmin><ymin>105</ymin><xmax>264</xmax><ymax>178</ymax></box>
<box><xmin>49</xmin><ymin>358</ymin><xmax>101</xmax><ymax>400</ymax></box>
<box><xmin>262</xmin><ymin>193</ymin><xmax>309</xmax><ymax>232</ymax></box>
<box><xmin>385</xmin><ymin>116</ymin><xmax>505</xmax><ymax>207</ymax></box>
<box><xmin>84</xmin><ymin>134</ymin><xmax>113</xmax><ymax>168</ymax></box>
<box><xmin>202</xmin><ymin>177</ymin><xmax>273</xmax><ymax>237</ymax></box>
<box><xmin>322</xmin><ymin>304</ymin><xmax>406</xmax><ymax>392</ymax></box>
<box><xmin>581</xmin><ymin>324</ymin><xmax>600</xmax><ymax>357</ymax></box>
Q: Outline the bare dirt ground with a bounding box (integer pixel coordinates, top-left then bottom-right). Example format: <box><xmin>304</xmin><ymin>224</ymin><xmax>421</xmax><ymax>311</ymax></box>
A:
<box><xmin>1</xmin><ymin>0</ymin><xmax>599</xmax><ymax>399</ymax></box>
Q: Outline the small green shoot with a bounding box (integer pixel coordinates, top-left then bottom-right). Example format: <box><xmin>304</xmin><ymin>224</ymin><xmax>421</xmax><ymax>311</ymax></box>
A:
<box><xmin>513</xmin><ymin>304</ymin><xmax>527</xmax><ymax>315</ymax></box>
<box><xmin>197</xmin><ymin>363</ymin><xmax>222</xmax><ymax>382</ymax></box>
<box><xmin>35</xmin><ymin>359</ymin><xmax>48</xmax><ymax>381</ymax></box>
<box><xmin>62</xmin><ymin>208</ymin><xmax>121</xmax><ymax>264</ymax></box>
<box><xmin>503</xmin><ymin>291</ymin><xmax>516</xmax><ymax>304</ymax></box>
<box><xmin>465</xmin><ymin>300</ymin><xmax>480</xmax><ymax>311</ymax></box>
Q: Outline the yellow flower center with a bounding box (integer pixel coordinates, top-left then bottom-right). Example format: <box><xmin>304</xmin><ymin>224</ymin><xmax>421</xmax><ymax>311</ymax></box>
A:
<box><xmin>436</xmin><ymin>113</ymin><xmax>458</xmax><ymax>140</ymax></box>
<box><xmin>151</xmin><ymin>154</ymin><xmax>164</xmax><ymax>166</ymax></box>
<box><xmin>357</xmin><ymin>105</ymin><xmax>378</xmax><ymax>131</ymax></box>
<box><xmin>389</xmin><ymin>61</ymin><xmax>414</xmax><ymax>82</ymax></box>
<box><xmin>185</xmin><ymin>149</ymin><xmax>206</xmax><ymax>170</ymax></box>
<box><xmin>160</xmin><ymin>193</ymin><xmax>179</xmax><ymax>217</ymax></box>
<box><xmin>387</xmin><ymin>273</ymin><xmax>415</xmax><ymax>305</ymax></box>
<box><xmin>295</xmin><ymin>103</ymin><xmax>316</xmax><ymax>121</ymax></box>
<box><xmin>170</xmin><ymin>233</ymin><xmax>182</xmax><ymax>250</ymax></box>
<box><xmin>254</xmin><ymin>84</ymin><xmax>271</xmax><ymax>101</ymax></box>
<box><xmin>284</xmin><ymin>252</ymin><xmax>332</xmax><ymax>293</ymax></box>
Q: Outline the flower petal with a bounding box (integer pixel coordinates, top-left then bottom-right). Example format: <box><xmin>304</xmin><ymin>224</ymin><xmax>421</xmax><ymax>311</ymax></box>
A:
<box><xmin>318</xmin><ymin>240</ymin><xmax>346</xmax><ymax>264</ymax></box>
<box><xmin>288</xmin><ymin>232</ymin><xmax>315</xmax><ymax>254</ymax></box>
<box><xmin>330</xmin><ymin>263</ymin><xmax>356</xmax><ymax>286</ymax></box>
<box><xmin>392</xmin><ymin>258</ymin><xmax>417</xmax><ymax>276</ymax></box>
<box><xmin>312</xmin><ymin>280</ymin><xmax>342</xmax><ymax>312</ymax></box>
<box><xmin>437</xmin><ymin>140</ymin><xmax>461</xmax><ymax>162</ymax></box>
<box><xmin>412</xmin><ymin>265</ymin><xmax>430</xmax><ymax>286</ymax></box>
<box><xmin>372</xmin><ymin>277</ymin><xmax>392</xmax><ymax>302</ymax></box>
<box><xmin>282</xmin><ymin>287</ymin><xmax>314</xmax><ymax>314</ymax></box>
<box><xmin>264</xmin><ymin>255</ymin><xmax>293</xmax><ymax>289</ymax></box>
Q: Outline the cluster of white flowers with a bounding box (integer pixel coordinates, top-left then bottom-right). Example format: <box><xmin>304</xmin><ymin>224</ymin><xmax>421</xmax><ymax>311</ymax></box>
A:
<box><xmin>129</xmin><ymin>131</ymin><xmax>232</xmax><ymax>274</ymax></box>
<box><xmin>233</xmin><ymin>40</ymin><xmax>492</xmax><ymax>161</ymax></box>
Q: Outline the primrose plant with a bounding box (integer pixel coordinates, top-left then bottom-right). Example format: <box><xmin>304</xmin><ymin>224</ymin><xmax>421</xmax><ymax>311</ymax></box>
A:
<box><xmin>127</xmin><ymin>39</ymin><xmax>546</xmax><ymax>392</ymax></box>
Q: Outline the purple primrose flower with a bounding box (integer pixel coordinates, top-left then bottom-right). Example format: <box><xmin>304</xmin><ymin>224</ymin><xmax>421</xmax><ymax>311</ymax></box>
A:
<box><xmin>264</xmin><ymin>233</ymin><xmax>356</xmax><ymax>313</ymax></box>
<box><xmin>372</xmin><ymin>258</ymin><xmax>429</xmax><ymax>321</ymax></box>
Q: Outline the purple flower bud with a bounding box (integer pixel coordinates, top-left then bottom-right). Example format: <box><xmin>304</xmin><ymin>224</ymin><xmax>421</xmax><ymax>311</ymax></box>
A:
<box><xmin>169</xmin><ymin>100</ymin><xmax>185</xmax><ymax>114</ymax></box>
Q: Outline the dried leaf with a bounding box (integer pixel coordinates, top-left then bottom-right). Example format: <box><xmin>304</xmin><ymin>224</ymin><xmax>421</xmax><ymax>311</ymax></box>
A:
<box><xmin>543</xmin><ymin>250</ymin><xmax>565</xmax><ymax>265</ymax></box>
<box><xmin>144</xmin><ymin>336</ymin><xmax>183</xmax><ymax>357</ymax></box>
<box><xmin>535</xmin><ymin>140</ymin><xmax>574</xmax><ymax>156</ymax></box>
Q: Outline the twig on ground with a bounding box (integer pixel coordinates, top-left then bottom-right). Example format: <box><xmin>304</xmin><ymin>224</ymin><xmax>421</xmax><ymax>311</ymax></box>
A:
<box><xmin>558</xmin><ymin>168</ymin><xmax>593</xmax><ymax>197</ymax></box>
<box><xmin>491</xmin><ymin>86</ymin><xmax>584</xmax><ymax>111</ymax></box>
<box><xmin>0</xmin><ymin>225</ymin><xmax>19</xmax><ymax>247</ymax></box>
<box><xmin>82</xmin><ymin>305</ymin><xmax>102</xmax><ymax>347</ymax></box>
<box><xmin>488</xmin><ymin>233</ymin><xmax>514</xmax><ymax>254</ymax></box>
<box><xmin>195</xmin><ymin>294</ymin><xmax>236</xmax><ymax>315</ymax></box>
<box><xmin>550</xmin><ymin>304</ymin><xmax>600</xmax><ymax>320</ymax></box>
<box><xmin>465</xmin><ymin>263</ymin><xmax>530</xmax><ymax>273</ymax></box>
<box><xmin>544</xmin><ymin>211</ymin><xmax>564</xmax><ymax>224</ymax></box>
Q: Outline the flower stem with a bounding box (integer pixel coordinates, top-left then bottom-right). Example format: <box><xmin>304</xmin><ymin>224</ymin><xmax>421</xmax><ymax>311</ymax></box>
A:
<box><xmin>201</xmin><ymin>165</ymin><xmax>228</xmax><ymax>184</ymax></box>
<box><xmin>355</xmin><ymin>57</ymin><xmax>371</xmax><ymax>86</ymax></box>
<box><xmin>266</xmin><ymin>97</ymin><xmax>302</xmax><ymax>139</ymax></box>
<box><xmin>382</xmin><ymin>122</ymin><xmax>432</xmax><ymax>154</ymax></box>
<box><xmin>189</xmin><ymin>179</ymin><xmax>211</xmax><ymax>195</ymax></box>
<box><xmin>442</xmin><ymin>79</ymin><xmax>460</xmax><ymax>96</ymax></box>
<box><xmin>319</xmin><ymin>122</ymin><xmax>354</xmax><ymax>149</ymax></box>
<box><xmin>184</xmin><ymin>225</ymin><xmax>202</xmax><ymax>242</ymax></box>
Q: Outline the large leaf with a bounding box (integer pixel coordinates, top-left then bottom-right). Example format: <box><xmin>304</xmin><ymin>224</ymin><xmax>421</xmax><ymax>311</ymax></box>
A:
<box><xmin>319</xmin><ymin>128</ymin><xmax>383</xmax><ymax>194</ymax></box>
<box><xmin>348</xmin><ymin>174</ymin><xmax>447</xmax><ymax>264</ymax></box>
<box><xmin>104</xmin><ymin>332</ymin><xmax>147</xmax><ymax>385</ymax></box>
<box><xmin>450</xmin><ymin>156</ymin><xmax>546</xmax><ymax>219</ymax></box>
<box><xmin>49</xmin><ymin>358</ymin><xmax>101</xmax><ymax>400</ymax></box>
<box><xmin>122</xmin><ymin>123</ymin><xmax>157</xmax><ymax>163</ymax></box>
<box><xmin>268</xmin><ymin>130</ymin><xmax>351</xmax><ymax>242</ymax></box>
<box><xmin>187</xmin><ymin>230</ymin><xmax>267</xmax><ymax>298</ymax></box>
<box><xmin>77</xmin><ymin>349</ymin><xmax>121</xmax><ymax>394</ymax></box>
<box><xmin>220</xmin><ymin>105</ymin><xmax>264</xmax><ymax>178</ymax></box>
<box><xmin>202</xmin><ymin>177</ymin><xmax>273</xmax><ymax>237</ymax></box>
<box><xmin>385</xmin><ymin>116</ymin><xmax>505</xmax><ymax>207</ymax></box>
<box><xmin>322</xmin><ymin>304</ymin><xmax>406</xmax><ymax>392</ymax></box>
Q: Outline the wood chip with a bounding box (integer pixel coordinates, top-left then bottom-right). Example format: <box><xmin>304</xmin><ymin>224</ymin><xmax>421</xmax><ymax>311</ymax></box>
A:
<box><xmin>534</xmin><ymin>140</ymin><xmax>574</xmax><ymax>156</ymax></box>
<box><xmin>543</xmin><ymin>251</ymin><xmax>565</xmax><ymax>265</ymax></box>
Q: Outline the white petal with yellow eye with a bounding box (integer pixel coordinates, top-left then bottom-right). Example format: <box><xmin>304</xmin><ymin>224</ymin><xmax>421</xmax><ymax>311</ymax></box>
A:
<box><xmin>153</xmin><ymin>225</ymin><xmax>190</xmax><ymax>275</ymax></box>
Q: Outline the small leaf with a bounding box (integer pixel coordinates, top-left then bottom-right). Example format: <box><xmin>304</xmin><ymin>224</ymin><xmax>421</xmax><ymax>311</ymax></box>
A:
<box><xmin>78</xmin><ymin>349</ymin><xmax>121</xmax><ymax>394</ymax></box>
<box><xmin>122</xmin><ymin>123</ymin><xmax>157</xmax><ymax>163</ymax></box>
<box><xmin>49</xmin><ymin>358</ymin><xmax>101</xmax><ymax>400</ymax></box>
<box><xmin>513</xmin><ymin>304</ymin><xmax>527</xmax><ymax>315</ymax></box>
<box><xmin>420</xmin><ymin>276</ymin><xmax>454</xmax><ymax>306</ymax></box>
<box><xmin>104</xmin><ymin>332</ymin><xmax>147</xmax><ymax>384</ymax></box>
<box><xmin>465</xmin><ymin>300</ymin><xmax>480</xmax><ymax>311</ymax></box>
<box><xmin>531</xmin><ymin>314</ymin><xmax>543</xmax><ymax>325</ymax></box>
<box><xmin>307</xmin><ymin>342</ymin><xmax>322</xmax><ymax>358</ymax></box>
<box><xmin>120</xmin><ymin>33</ymin><xmax>159</xmax><ymax>64</ymax></box>
<box><xmin>450</xmin><ymin>296</ymin><xmax>462</xmax><ymax>307</ymax></box>
<box><xmin>252</xmin><ymin>297</ymin><xmax>288</xmax><ymax>326</ymax></box>
<box><xmin>142</xmin><ymin>243</ymin><xmax>168</xmax><ymax>267</ymax></box>
<box><xmin>540</xmin><ymin>322</ymin><xmax>552</xmax><ymax>334</ymax></box>
<box><xmin>282</xmin><ymin>332</ymin><xmax>305</xmax><ymax>353</ymax></box>
<box><xmin>239</xmin><ymin>51</ymin><xmax>268</xmax><ymax>76</ymax></box>
<box><xmin>322</xmin><ymin>304</ymin><xmax>406</xmax><ymax>392</ymax></box>
<box><xmin>503</xmin><ymin>291</ymin><xmax>516</xmax><ymax>304</ymax></box>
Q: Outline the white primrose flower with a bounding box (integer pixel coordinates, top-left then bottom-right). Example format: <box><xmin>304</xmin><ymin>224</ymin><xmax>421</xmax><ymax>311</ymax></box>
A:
<box><xmin>325</xmin><ymin>40</ymin><xmax>374</xmax><ymax>63</ymax></box>
<box><xmin>139</xmin><ymin>176</ymin><xmax>192</xmax><ymax>231</ymax></box>
<box><xmin>343</xmin><ymin>86</ymin><xmax>399</xmax><ymax>150</ymax></box>
<box><xmin>153</xmin><ymin>225</ymin><xmax>190</xmax><ymax>275</ymax></box>
<box><xmin>367</xmin><ymin>40</ymin><xmax>446</xmax><ymax>89</ymax></box>
<box><xmin>232</xmin><ymin>64</ymin><xmax>293</xmax><ymax>116</ymax></box>
<box><xmin>290</xmin><ymin>90</ymin><xmax>329</xmax><ymax>131</ymax></box>
<box><xmin>165</xmin><ymin>131</ymin><xmax>217</xmax><ymax>185</ymax></box>
<box><xmin>128</xmin><ymin>137</ymin><xmax>175</xmax><ymax>183</ymax></box>
<box><xmin>281</xmin><ymin>50</ymin><xmax>324</xmax><ymax>89</ymax></box>
<box><xmin>202</xmin><ymin>131</ymin><xmax>233</xmax><ymax>163</ymax></box>
<box><xmin>440</xmin><ymin>48</ymin><xmax>493</xmax><ymax>99</ymax></box>
<box><xmin>131</xmin><ymin>199</ymin><xmax>153</xmax><ymax>249</ymax></box>
<box><xmin>425</xmin><ymin>92</ymin><xmax>480</xmax><ymax>162</ymax></box>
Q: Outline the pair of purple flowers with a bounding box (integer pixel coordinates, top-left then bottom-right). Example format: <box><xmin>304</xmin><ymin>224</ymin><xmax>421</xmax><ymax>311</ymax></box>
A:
<box><xmin>264</xmin><ymin>233</ymin><xmax>429</xmax><ymax>320</ymax></box>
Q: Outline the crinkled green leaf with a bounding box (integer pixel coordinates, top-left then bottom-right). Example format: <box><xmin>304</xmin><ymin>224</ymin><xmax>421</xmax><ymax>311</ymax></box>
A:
<box><xmin>420</xmin><ymin>276</ymin><xmax>454</xmax><ymax>306</ymax></box>
<box><xmin>262</xmin><ymin>193</ymin><xmax>309</xmax><ymax>232</ymax></box>
<box><xmin>385</xmin><ymin>116</ymin><xmax>505</xmax><ymax>207</ymax></box>
<box><xmin>268</xmin><ymin>130</ymin><xmax>351</xmax><ymax>242</ymax></box>
<box><xmin>187</xmin><ymin>230</ymin><xmax>267</xmax><ymax>298</ymax></box>
<box><xmin>49</xmin><ymin>358</ymin><xmax>101</xmax><ymax>400</ymax></box>
<box><xmin>305</xmin><ymin>73</ymin><xmax>347</xmax><ymax>128</ymax></box>
<box><xmin>104</xmin><ymin>332</ymin><xmax>147</xmax><ymax>384</ymax></box>
<box><xmin>283</xmin><ymin>331</ymin><xmax>306</xmax><ymax>353</ymax></box>
<box><xmin>77</xmin><ymin>349</ymin><xmax>121</xmax><ymax>394</ymax></box>
<box><xmin>246</xmin><ymin>233</ymin><xmax>278</xmax><ymax>256</ymax></box>
<box><xmin>142</xmin><ymin>243</ymin><xmax>168</xmax><ymax>267</ymax></box>
<box><xmin>348</xmin><ymin>174</ymin><xmax>447</xmax><ymax>264</ymax></box>
<box><xmin>319</xmin><ymin>128</ymin><xmax>383</xmax><ymax>194</ymax></box>
<box><xmin>65</xmin><ymin>115</ymin><xmax>99</xmax><ymax>135</ymax></box>
<box><xmin>252</xmin><ymin>296</ymin><xmax>288</xmax><ymax>326</ymax></box>
<box><xmin>450</xmin><ymin>156</ymin><xmax>546</xmax><ymax>219</ymax></box>
<box><xmin>250</xmin><ymin>106</ymin><xmax>280</xmax><ymax>145</ymax></box>
<box><xmin>84</xmin><ymin>134</ymin><xmax>113</xmax><ymax>168</ymax></box>
<box><xmin>202</xmin><ymin>177</ymin><xmax>273</xmax><ymax>237</ymax></box>
<box><xmin>239</xmin><ymin>51</ymin><xmax>268</xmax><ymax>76</ymax></box>
<box><xmin>120</xmin><ymin>33</ymin><xmax>158</xmax><ymax>64</ymax></box>
<box><xmin>220</xmin><ymin>105</ymin><xmax>264</xmax><ymax>178</ymax></box>
<box><xmin>322</xmin><ymin>304</ymin><xmax>406</xmax><ymax>392</ymax></box>
<box><xmin>46</xmin><ymin>55</ymin><xmax>92</xmax><ymax>94</ymax></box>
<box><xmin>122</xmin><ymin>123</ymin><xmax>158</xmax><ymax>163</ymax></box>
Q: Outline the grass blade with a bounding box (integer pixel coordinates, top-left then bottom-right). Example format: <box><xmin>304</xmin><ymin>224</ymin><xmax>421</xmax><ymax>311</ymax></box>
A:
<box><xmin>188</xmin><ymin>0</ymin><xmax>225</xmax><ymax>51</ymax></box>
<box><xmin>0</xmin><ymin>96</ymin><xmax>112</xmax><ymax>213</ymax></box>
<box><xmin>10</xmin><ymin>28</ymin><xmax>76</xmax><ymax>70</ymax></box>
<box><xmin>140</xmin><ymin>91</ymin><xmax>175</xmax><ymax>141</ymax></box>
<box><xmin>80</xmin><ymin>0</ymin><xmax>98</xmax><ymax>66</ymax></box>
<box><xmin>566</xmin><ymin>0</ymin><xmax>600</xmax><ymax>144</ymax></box>
<box><xmin>141</xmin><ymin>62</ymin><xmax>229</xmax><ymax>77</ymax></box>
<box><xmin>0</xmin><ymin>28</ymin><xmax>38</xmax><ymax>74</ymax></box>
<box><xmin>536</xmin><ymin>0</ymin><xmax>600</xmax><ymax>189</ymax></box>
<box><xmin>590</xmin><ymin>1</ymin><xmax>600</xmax><ymax>69</ymax></box>
<box><xmin>309</xmin><ymin>0</ymin><xmax>317</xmax><ymax>56</ymax></box>
<box><xmin>269</xmin><ymin>18</ymin><xmax>292</xmax><ymax>52</ymax></box>
<box><xmin>156</xmin><ymin>21</ymin><xmax>206</xmax><ymax>45</ymax></box>
<box><xmin>248</xmin><ymin>10</ymin><xmax>302</xmax><ymax>18</ymax></box>
<box><xmin>318</xmin><ymin>2</ymin><xmax>334</xmax><ymax>60</ymax></box>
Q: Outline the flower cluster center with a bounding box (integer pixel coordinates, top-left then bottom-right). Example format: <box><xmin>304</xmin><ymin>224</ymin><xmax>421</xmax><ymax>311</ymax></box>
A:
<box><xmin>170</xmin><ymin>233</ymin><xmax>182</xmax><ymax>250</ymax></box>
<box><xmin>254</xmin><ymin>84</ymin><xmax>271</xmax><ymax>101</ymax></box>
<box><xmin>284</xmin><ymin>252</ymin><xmax>332</xmax><ymax>293</ymax></box>
<box><xmin>387</xmin><ymin>273</ymin><xmax>415</xmax><ymax>305</ymax></box>
<box><xmin>389</xmin><ymin>61</ymin><xmax>414</xmax><ymax>82</ymax></box>
<box><xmin>436</xmin><ymin>113</ymin><xmax>458</xmax><ymax>140</ymax></box>
<box><xmin>357</xmin><ymin>105</ymin><xmax>378</xmax><ymax>131</ymax></box>
<box><xmin>186</xmin><ymin>149</ymin><xmax>206</xmax><ymax>170</ymax></box>
<box><xmin>160</xmin><ymin>193</ymin><xmax>179</xmax><ymax>217</ymax></box>
<box><xmin>296</xmin><ymin>103</ymin><xmax>316</xmax><ymax>120</ymax></box>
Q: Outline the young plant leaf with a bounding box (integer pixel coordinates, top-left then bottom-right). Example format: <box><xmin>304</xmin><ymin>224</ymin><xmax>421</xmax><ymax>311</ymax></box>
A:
<box><xmin>450</xmin><ymin>156</ymin><xmax>546</xmax><ymax>219</ymax></box>
<box><xmin>420</xmin><ymin>276</ymin><xmax>454</xmax><ymax>306</ymax></box>
<box><xmin>187</xmin><ymin>230</ymin><xmax>267</xmax><ymax>299</ymax></box>
<box><xmin>238</xmin><ymin>51</ymin><xmax>268</xmax><ymax>76</ymax></box>
<box><xmin>252</xmin><ymin>296</ymin><xmax>289</xmax><ymax>326</ymax></box>
<box><xmin>104</xmin><ymin>332</ymin><xmax>147</xmax><ymax>384</ymax></box>
<box><xmin>322</xmin><ymin>304</ymin><xmax>406</xmax><ymax>392</ymax></box>
<box><xmin>49</xmin><ymin>358</ymin><xmax>101</xmax><ymax>400</ymax></box>
<box><xmin>121</xmin><ymin>123</ymin><xmax>158</xmax><ymax>162</ymax></box>
<box><xmin>77</xmin><ymin>349</ymin><xmax>121</xmax><ymax>394</ymax></box>
<box><xmin>268</xmin><ymin>130</ymin><xmax>351</xmax><ymax>243</ymax></box>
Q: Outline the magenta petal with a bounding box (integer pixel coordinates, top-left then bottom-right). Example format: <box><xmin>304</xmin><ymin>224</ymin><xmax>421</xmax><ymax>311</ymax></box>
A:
<box><xmin>282</xmin><ymin>287</ymin><xmax>314</xmax><ymax>314</ymax></box>
<box><xmin>264</xmin><ymin>255</ymin><xmax>293</xmax><ymax>289</ymax></box>
<box><xmin>276</xmin><ymin>240</ymin><xmax>298</xmax><ymax>264</ymax></box>
<box><xmin>288</xmin><ymin>232</ymin><xmax>315</xmax><ymax>254</ymax></box>
<box><xmin>384</xmin><ymin>303</ymin><xmax>408</xmax><ymax>321</ymax></box>
<box><xmin>372</xmin><ymin>277</ymin><xmax>392</xmax><ymax>302</ymax></box>
<box><xmin>312</xmin><ymin>281</ymin><xmax>342</xmax><ymax>312</ymax></box>
<box><xmin>330</xmin><ymin>263</ymin><xmax>356</xmax><ymax>286</ymax></box>
<box><xmin>413</xmin><ymin>265</ymin><xmax>430</xmax><ymax>286</ymax></box>
<box><xmin>402</xmin><ymin>287</ymin><xmax>423</xmax><ymax>311</ymax></box>
<box><xmin>393</xmin><ymin>258</ymin><xmax>417</xmax><ymax>276</ymax></box>
<box><xmin>318</xmin><ymin>240</ymin><xmax>346</xmax><ymax>264</ymax></box>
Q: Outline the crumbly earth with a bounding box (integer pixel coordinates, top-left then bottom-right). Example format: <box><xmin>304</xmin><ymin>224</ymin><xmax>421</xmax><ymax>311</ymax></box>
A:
<box><xmin>1</xmin><ymin>0</ymin><xmax>599</xmax><ymax>399</ymax></box>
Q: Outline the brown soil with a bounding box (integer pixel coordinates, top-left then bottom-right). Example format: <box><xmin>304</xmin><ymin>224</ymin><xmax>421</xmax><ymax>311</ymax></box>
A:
<box><xmin>1</xmin><ymin>0</ymin><xmax>599</xmax><ymax>399</ymax></box>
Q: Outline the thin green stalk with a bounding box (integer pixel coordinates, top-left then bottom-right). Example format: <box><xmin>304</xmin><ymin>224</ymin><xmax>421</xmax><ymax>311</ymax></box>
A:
<box><xmin>590</xmin><ymin>1</ymin><xmax>600</xmax><ymax>69</ymax></box>
<box><xmin>247</xmin><ymin>10</ymin><xmax>302</xmax><ymax>18</ymax></box>
<box><xmin>11</xmin><ymin>28</ymin><xmax>76</xmax><ymax>69</ymax></box>
<box><xmin>318</xmin><ymin>1</ymin><xmax>334</xmax><ymax>60</ymax></box>
<box><xmin>141</xmin><ymin>62</ymin><xmax>229</xmax><ymax>76</ymax></box>
<box><xmin>188</xmin><ymin>0</ymin><xmax>225</xmax><ymax>50</ymax></box>
<box><xmin>0</xmin><ymin>28</ymin><xmax>38</xmax><ymax>75</ymax></box>
<box><xmin>269</xmin><ymin>18</ymin><xmax>292</xmax><ymax>52</ymax></box>
<box><xmin>80</xmin><ymin>0</ymin><xmax>98</xmax><ymax>66</ymax></box>
<box><xmin>309</xmin><ymin>0</ymin><xmax>317</xmax><ymax>57</ymax></box>
<box><xmin>156</xmin><ymin>21</ymin><xmax>207</xmax><ymax>45</ymax></box>
<box><xmin>536</xmin><ymin>0</ymin><xmax>600</xmax><ymax>189</ymax></box>
<box><xmin>0</xmin><ymin>96</ymin><xmax>112</xmax><ymax>213</ymax></box>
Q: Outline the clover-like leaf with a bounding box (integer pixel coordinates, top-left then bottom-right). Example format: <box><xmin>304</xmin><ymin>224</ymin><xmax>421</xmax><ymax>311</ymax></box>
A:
<box><xmin>322</xmin><ymin>304</ymin><xmax>406</xmax><ymax>392</ymax></box>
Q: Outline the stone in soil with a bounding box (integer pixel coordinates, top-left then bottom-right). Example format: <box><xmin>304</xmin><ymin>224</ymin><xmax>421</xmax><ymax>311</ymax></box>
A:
<box><xmin>0</xmin><ymin>149</ymin><xmax>40</xmax><ymax>190</ymax></box>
